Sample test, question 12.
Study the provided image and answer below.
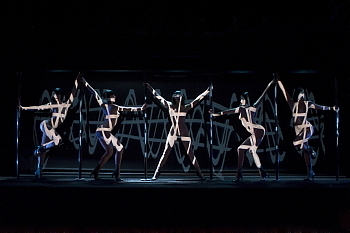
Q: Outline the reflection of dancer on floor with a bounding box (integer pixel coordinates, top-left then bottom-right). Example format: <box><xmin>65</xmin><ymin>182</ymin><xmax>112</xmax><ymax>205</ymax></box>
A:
<box><xmin>82</xmin><ymin>77</ymin><xmax>147</xmax><ymax>182</ymax></box>
<box><xmin>145</xmin><ymin>83</ymin><xmax>211</xmax><ymax>181</ymax></box>
<box><xmin>20</xmin><ymin>73</ymin><xmax>82</xmax><ymax>178</ymax></box>
<box><xmin>276</xmin><ymin>74</ymin><xmax>338</xmax><ymax>181</ymax></box>
<box><xmin>210</xmin><ymin>79</ymin><xmax>275</xmax><ymax>182</ymax></box>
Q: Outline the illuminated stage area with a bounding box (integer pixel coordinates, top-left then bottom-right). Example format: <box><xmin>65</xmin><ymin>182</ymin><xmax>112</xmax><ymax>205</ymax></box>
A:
<box><xmin>1</xmin><ymin>173</ymin><xmax>349</xmax><ymax>232</ymax></box>
<box><xmin>2</xmin><ymin>1</ymin><xmax>349</xmax><ymax>232</ymax></box>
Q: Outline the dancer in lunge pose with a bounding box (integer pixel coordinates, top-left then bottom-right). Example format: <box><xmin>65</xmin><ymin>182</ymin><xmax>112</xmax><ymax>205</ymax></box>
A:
<box><xmin>144</xmin><ymin>83</ymin><xmax>211</xmax><ymax>180</ymax></box>
<box><xmin>210</xmin><ymin>79</ymin><xmax>275</xmax><ymax>181</ymax></box>
<box><xmin>20</xmin><ymin>73</ymin><xmax>82</xmax><ymax>178</ymax></box>
<box><xmin>276</xmin><ymin>74</ymin><xmax>338</xmax><ymax>181</ymax></box>
<box><xmin>81</xmin><ymin>77</ymin><xmax>147</xmax><ymax>182</ymax></box>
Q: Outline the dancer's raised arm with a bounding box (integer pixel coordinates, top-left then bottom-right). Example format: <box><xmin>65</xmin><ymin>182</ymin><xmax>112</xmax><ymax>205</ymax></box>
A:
<box><xmin>81</xmin><ymin>77</ymin><xmax>104</xmax><ymax>106</ymax></box>
<box><xmin>253</xmin><ymin>79</ymin><xmax>275</xmax><ymax>108</ymax></box>
<box><xmin>66</xmin><ymin>72</ymin><xmax>82</xmax><ymax>106</ymax></box>
<box><xmin>276</xmin><ymin>76</ymin><xmax>293</xmax><ymax>109</ymax></box>
<box><xmin>144</xmin><ymin>83</ymin><xmax>170</xmax><ymax>109</ymax></box>
<box><xmin>184</xmin><ymin>86</ymin><xmax>211</xmax><ymax>111</ymax></box>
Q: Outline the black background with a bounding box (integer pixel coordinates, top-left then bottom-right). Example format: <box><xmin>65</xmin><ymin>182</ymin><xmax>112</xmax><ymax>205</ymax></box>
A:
<box><xmin>1</xmin><ymin>0</ymin><xmax>349</xmax><ymax>176</ymax></box>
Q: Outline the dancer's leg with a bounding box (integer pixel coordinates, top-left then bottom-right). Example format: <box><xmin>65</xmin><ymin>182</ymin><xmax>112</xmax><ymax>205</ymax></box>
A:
<box><xmin>181</xmin><ymin>136</ymin><xmax>205</xmax><ymax>180</ymax></box>
<box><xmin>152</xmin><ymin>134</ymin><xmax>176</xmax><ymax>180</ymax></box>
<box><xmin>113</xmin><ymin>148</ymin><xmax>124</xmax><ymax>181</ymax></box>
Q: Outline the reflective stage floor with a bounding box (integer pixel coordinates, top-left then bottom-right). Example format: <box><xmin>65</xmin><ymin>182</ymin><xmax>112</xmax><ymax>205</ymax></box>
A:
<box><xmin>1</xmin><ymin>172</ymin><xmax>349</xmax><ymax>232</ymax></box>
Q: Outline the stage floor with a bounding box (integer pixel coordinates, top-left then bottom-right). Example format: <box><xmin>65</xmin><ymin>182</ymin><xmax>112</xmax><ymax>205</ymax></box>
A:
<box><xmin>1</xmin><ymin>173</ymin><xmax>349</xmax><ymax>232</ymax></box>
<box><xmin>1</xmin><ymin>172</ymin><xmax>350</xmax><ymax>188</ymax></box>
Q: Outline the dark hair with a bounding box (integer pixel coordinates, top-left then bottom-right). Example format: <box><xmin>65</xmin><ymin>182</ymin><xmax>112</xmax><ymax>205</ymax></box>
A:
<box><xmin>51</xmin><ymin>88</ymin><xmax>64</xmax><ymax>103</ymax></box>
<box><xmin>102</xmin><ymin>89</ymin><xmax>117</xmax><ymax>103</ymax></box>
<box><xmin>171</xmin><ymin>91</ymin><xmax>185</xmax><ymax>105</ymax></box>
<box><xmin>292</xmin><ymin>87</ymin><xmax>305</xmax><ymax>102</ymax></box>
<box><xmin>102</xmin><ymin>89</ymin><xmax>115</xmax><ymax>98</ymax></box>
<box><xmin>240</xmin><ymin>92</ymin><xmax>250</xmax><ymax>107</ymax></box>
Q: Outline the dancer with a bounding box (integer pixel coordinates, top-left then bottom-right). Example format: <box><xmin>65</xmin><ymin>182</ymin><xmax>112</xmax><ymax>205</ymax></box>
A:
<box><xmin>276</xmin><ymin>74</ymin><xmax>338</xmax><ymax>181</ymax></box>
<box><xmin>144</xmin><ymin>83</ymin><xmax>211</xmax><ymax>180</ymax></box>
<box><xmin>20</xmin><ymin>73</ymin><xmax>82</xmax><ymax>178</ymax></box>
<box><xmin>81</xmin><ymin>77</ymin><xmax>147</xmax><ymax>182</ymax></box>
<box><xmin>210</xmin><ymin>79</ymin><xmax>275</xmax><ymax>181</ymax></box>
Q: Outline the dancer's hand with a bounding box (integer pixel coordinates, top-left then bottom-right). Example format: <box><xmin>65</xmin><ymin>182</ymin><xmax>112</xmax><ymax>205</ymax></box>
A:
<box><xmin>77</xmin><ymin>72</ymin><xmax>84</xmax><ymax>81</ymax></box>
<box><xmin>209</xmin><ymin>109</ymin><xmax>221</xmax><ymax>116</ymax></box>
<box><xmin>141</xmin><ymin>103</ymin><xmax>148</xmax><ymax>110</ymax></box>
<box><xmin>77</xmin><ymin>73</ymin><xmax>86</xmax><ymax>84</ymax></box>
<box><xmin>273</xmin><ymin>73</ymin><xmax>279</xmax><ymax>82</ymax></box>
<box><xmin>144</xmin><ymin>83</ymin><xmax>153</xmax><ymax>91</ymax></box>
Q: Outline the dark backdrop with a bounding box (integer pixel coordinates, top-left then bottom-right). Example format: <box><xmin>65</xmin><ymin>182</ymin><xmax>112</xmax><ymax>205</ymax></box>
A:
<box><xmin>1</xmin><ymin>0</ymin><xmax>349</xmax><ymax>177</ymax></box>
<box><xmin>7</xmin><ymin>70</ymin><xmax>347</xmax><ymax>178</ymax></box>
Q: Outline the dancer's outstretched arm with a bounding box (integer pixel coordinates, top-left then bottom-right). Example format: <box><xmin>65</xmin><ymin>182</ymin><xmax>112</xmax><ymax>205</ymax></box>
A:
<box><xmin>21</xmin><ymin>73</ymin><xmax>83</xmax><ymax>111</ymax></box>
<box><xmin>20</xmin><ymin>103</ymin><xmax>55</xmax><ymax>111</ymax></box>
<box><xmin>185</xmin><ymin>86</ymin><xmax>211</xmax><ymax>111</ymax></box>
<box><xmin>144</xmin><ymin>83</ymin><xmax>170</xmax><ymax>109</ymax></box>
<box><xmin>117</xmin><ymin>103</ymin><xmax>147</xmax><ymax>112</ymax></box>
<box><xmin>309</xmin><ymin>102</ymin><xmax>339</xmax><ymax>111</ymax></box>
<box><xmin>66</xmin><ymin>72</ymin><xmax>83</xmax><ymax>106</ymax></box>
<box><xmin>276</xmin><ymin>77</ymin><xmax>294</xmax><ymax>109</ymax></box>
<box><xmin>253</xmin><ymin>79</ymin><xmax>275</xmax><ymax>108</ymax></box>
<box><xmin>81</xmin><ymin>77</ymin><xmax>104</xmax><ymax>106</ymax></box>
<box><xmin>209</xmin><ymin>107</ymin><xmax>239</xmax><ymax>116</ymax></box>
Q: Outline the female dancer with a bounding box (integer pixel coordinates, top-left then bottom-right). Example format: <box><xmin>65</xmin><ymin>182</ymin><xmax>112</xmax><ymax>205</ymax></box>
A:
<box><xmin>20</xmin><ymin>73</ymin><xmax>82</xmax><ymax>178</ymax></box>
<box><xmin>276</xmin><ymin>75</ymin><xmax>338</xmax><ymax>180</ymax></box>
<box><xmin>145</xmin><ymin>83</ymin><xmax>211</xmax><ymax>180</ymax></box>
<box><xmin>210</xmin><ymin>79</ymin><xmax>275</xmax><ymax>181</ymax></box>
<box><xmin>81</xmin><ymin>77</ymin><xmax>147</xmax><ymax>181</ymax></box>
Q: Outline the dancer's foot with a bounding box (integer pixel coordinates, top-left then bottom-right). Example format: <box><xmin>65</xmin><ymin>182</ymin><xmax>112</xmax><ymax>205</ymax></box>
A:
<box><xmin>90</xmin><ymin>165</ymin><xmax>101</xmax><ymax>180</ymax></box>
<box><xmin>196</xmin><ymin>170</ymin><xmax>206</xmax><ymax>181</ymax></box>
<box><xmin>258</xmin><ymin>167</ymin><xmax>269</xmax><ymax>181</ymax></box>
<box><xmin>233</xmin><ymin>169</ymin><xmax>243</xmax><ymax>182</ymax></box>
<box><xmin>112</xmin><ymin>170</ymin><xmax>123</xmax><ymax>182</ymax></box>
<box><xmin>35</xmin><ymin>167</ymin><xmax>42</xmax><ymax>179</ymax></box>
<box><xmin>304</xmin><ymin>170</ymin><xmax>315</xmax><ymax>181</ymax></box>
<box><xmin>151</xmin><ymin>171</ymin><xmax>161</xmax><ymax>181</ymax></box>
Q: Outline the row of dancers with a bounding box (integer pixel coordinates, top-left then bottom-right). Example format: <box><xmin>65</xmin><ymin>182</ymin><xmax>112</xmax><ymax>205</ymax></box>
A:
<box><xmin>20</xmin><ymin>73</ymin><xmax>338</xmax><ymax>181</ymax></box>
